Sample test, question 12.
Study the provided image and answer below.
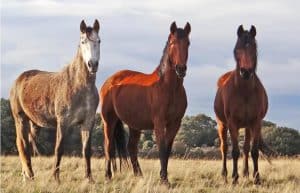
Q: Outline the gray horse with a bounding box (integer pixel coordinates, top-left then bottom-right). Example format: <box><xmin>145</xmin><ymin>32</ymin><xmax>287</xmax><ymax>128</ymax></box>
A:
<box><xmin>9</xmin><ymin>20</ymin><xmax>100</xmax><ymax>182</ymax></box>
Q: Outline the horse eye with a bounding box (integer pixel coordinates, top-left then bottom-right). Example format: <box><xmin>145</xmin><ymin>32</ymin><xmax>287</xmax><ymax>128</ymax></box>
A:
<box><xmin>98</xmin><ymin>40</ymin><xmax>101</xmax><ymax>44</ymax></box>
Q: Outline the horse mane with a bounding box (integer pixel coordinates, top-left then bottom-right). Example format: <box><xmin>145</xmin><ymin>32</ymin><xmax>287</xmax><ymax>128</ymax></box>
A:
<box><xmin>217</xmin><ymin>71</ymin><xmax>233</xmax><ymax>88</ymax></box>
<box><xmin>60</xmin><ymin>47</ymin><xmax>94</xmax><ymax>87</ymax></box>
<box><xmin>155</xmin><ymin>40</ymin><xmax>169</xmax><ymax>77</ymax></box>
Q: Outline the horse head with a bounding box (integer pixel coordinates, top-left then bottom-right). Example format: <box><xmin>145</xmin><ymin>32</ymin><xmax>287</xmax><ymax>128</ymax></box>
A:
<box><xmin>79</xmin><ymin>20</ymin><xmax>101</xmax><ymax>75</ymax></box>
<box><xmin>167</xmin><ymin>21</ymin><xmax>191</xmax><ymax>78</ymax></box>
<box><xmin>234</xmin><ymin>25</ymin><xmax>257</xmax><ymax>80</ymax></box>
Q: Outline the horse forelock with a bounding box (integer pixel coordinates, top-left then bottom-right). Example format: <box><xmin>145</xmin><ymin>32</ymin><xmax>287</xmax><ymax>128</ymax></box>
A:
<box><xmin>174</xmin><ymin>28</ymin><xmax>188</xmax><ymax>39</ymax></box>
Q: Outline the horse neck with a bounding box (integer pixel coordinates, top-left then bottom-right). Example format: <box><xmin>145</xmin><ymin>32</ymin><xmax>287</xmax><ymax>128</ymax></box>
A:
<box><xmin>155</xmin><ymin>60</ymin><xmax>183</xmax><ymax>92</ymax></box>
<box><xmin>154</xmin><ymin>42</ymin><xmax>183</xmax><ymax>91</ymax></box>
<box><xmin>64</xmin><ymin>48</ymin><xmax>96</xmax><ymax>89</ymax></box>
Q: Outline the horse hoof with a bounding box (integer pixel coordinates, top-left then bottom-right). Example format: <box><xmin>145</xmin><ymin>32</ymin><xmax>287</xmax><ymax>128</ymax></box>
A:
<box><xmin>232</xmin><ymin>177</ymin><xmax>239</xmax><ymax>185</ymax></box>
<box><xmin>105</xmin><ymin>172</ymin><xmax>112</xmax><ymax>181</ymax></box>
<box><xmin>254</xmin><ymin>178</ymin><xmax>261</xmax><ymax>185</ymax></box>
<box><xmin>253</xmin><ymin>172</ymin><xmax>261</xmax><ymax>185</ymax></box>
<box><xmin>53</xmin><ymin>173</ymin><xmax>61</xmax><ymax>184</ymax></box>
<box><xmin>160</xmin><ymin>179</ymin><xmax>171</xmax><ymax>188</ymax></box>
<box><xmin>134</xmin><ymin>170</ymin><xmax>143</xmax><ymax>177</ymax></box>
<box><xmin>22</xmin><ymin>171</ymin><xmax>34</xmax><ymax>182</ymax></box>
<box><xmin>87</xmin><ymin>176</ymin><xmax>95</xmax><ymax>183</ymax></box>
<box><xmin>243</xmin><ymin>171</ymin><xmax>249</xmax><ymax>178</ymax></box>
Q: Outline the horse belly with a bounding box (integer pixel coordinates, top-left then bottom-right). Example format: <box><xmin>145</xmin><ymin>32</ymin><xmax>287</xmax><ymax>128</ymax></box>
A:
<box><xmin>20</xmin><ymin>91</ymin><xmax>56</xmax><ymax>128</ymax></box>
<box><xmin>113</xmin><ymin>88</ymin><xmax>153</xmax><ymax>130</ymax></box>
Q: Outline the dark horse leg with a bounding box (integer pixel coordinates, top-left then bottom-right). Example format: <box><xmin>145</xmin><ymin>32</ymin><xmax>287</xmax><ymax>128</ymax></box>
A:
<box><xmin>251</xmin><ymin>124</ymin><xmax>261</xmax><ymax>185</ymax></box>
<box><xmin>81</xmin><ymin>126</ymin><xmax>93</xmax><ymax>182</ymax></box>
<box><xmin>243</xmin><ymin>128</ymin><xmax>251</xmax><ymax>178</ymax></box>
<box><xmin>14</xmin><ymin>112</ymin><xmax>34</xmax><ymax>180</ymax></box>
<box><xmin>229</xmin><ymin>125</ymin><xmax>240</xmax><ymax>184</ymax></box>
<box><xmin>53</xmin><ymin>121</ymin><xmax>66</xmax><ymax>183</ymax></box>
<box><xmin>128</xmin><ymin>128</ymin><xmax>142</xmax><ymax>176</ymax></box>
<box><xmin>154</xmin><ymin>120</ymin><xmax>180</xmax><ymax>185</ymax></box>
<box><xmin>217</xmin><ymin>119</ymin><xmax>228</xmax><ymax>183</ymax></box>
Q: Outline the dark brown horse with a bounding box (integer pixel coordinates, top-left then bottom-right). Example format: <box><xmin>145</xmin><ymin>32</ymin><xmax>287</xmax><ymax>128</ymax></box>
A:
<box><xmin>10</xmin><ymin>20</ymin><xmax>100</xmax><ymax>182</ymax></box>
<box><xmin>100</xmin><ymin>22</ymin><xmax>191</xmax><ymax>184</ymax></box>
<box><xmin>214</xmin><ymin>25</ymin><xmax>275</xmax><ymax>185</ymax></box>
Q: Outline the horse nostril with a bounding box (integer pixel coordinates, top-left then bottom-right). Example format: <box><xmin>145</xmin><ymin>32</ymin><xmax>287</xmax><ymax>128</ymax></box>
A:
<box><xmin>88</xmin><ymin>61</ymin><xmax>92</xmax><ymax>67</ymax></box>
<box><xmin>95</xmin><ymin>61</ymin><xmax>99</xmax><ymax>67</ymax></box>
<box><xmin>176</xmin><ymin>65</ymin><xmax>186</xmax><ymax>72</ymax></box>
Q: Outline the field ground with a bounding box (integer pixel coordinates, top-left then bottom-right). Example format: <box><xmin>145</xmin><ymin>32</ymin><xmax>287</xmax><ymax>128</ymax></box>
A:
<box><xmin>1</xmin><ymin>156</ymin><xmax>300</xmax><ymax>193</ymax></box>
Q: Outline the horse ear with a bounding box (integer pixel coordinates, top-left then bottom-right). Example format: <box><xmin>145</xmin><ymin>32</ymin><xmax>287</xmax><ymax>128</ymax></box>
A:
<box><xmin>184</xmin><ymin>22</ymin><xmax>191</xmax><ymax>35</ymax></box>
<box><xmin>80</xmin><ymin>20</ymin><xmax>87</xmax><ymax>33</ymax></box>
<box><xmin>170</xmin><ymin>21</ymin><xmax>177</xmax><ymax>34</ymax></box>
<box><xmin>93</xmin><ymin>19</ymin><xmax>100</xmax><ymax>33</ymax></box>
<box><xmin>250</xmin><ymin>25</ymin><xmax>256</xmax><ymax>37</ymax></box>
<box><xmin>237</xmin><ymin>25</ymin><xmax>244</xmax><ymax>37</ymax></box>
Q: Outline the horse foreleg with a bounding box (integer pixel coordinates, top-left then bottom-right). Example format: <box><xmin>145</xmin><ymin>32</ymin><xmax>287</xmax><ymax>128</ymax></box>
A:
<box><xmin>128</xmin><ymin>128</ymin><xmax>142</xmax><ymax>176</ymax></box>
<box><xmin>53</xmin><ymin>122</ymin><xmax>66</xmax><ymax>183</ymax></box>
<box><xmin>217</xmin><ymin>119</ymin><xmax>228</xmax><ymax>183</ymax></box>
<box><xmin>81</xmin><ymin>128</ymin><xmax>93</xmax><ymax>182</ymax></box>
<box><xmin>243</xmin><ymin>128</ymin><xmax>251</xmax><ymax>178</ymax></box>
<box><xmin>154</xmin><ymin>121</ymin><xmax>170</xmax><ymax>185</ymax></box>
<box><xmin>251</xmin><ymin>124</ymin><xmax>261</xmax><ymax>185</ymax></box>
<box><xmin>229</xmin><ymin>125</ymin><xmax>240</xmax><ymax>184</ymax></box>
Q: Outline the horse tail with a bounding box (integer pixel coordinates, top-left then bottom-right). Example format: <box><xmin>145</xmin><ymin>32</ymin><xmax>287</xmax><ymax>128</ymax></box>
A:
<box><xmin>114</xmin><ymin>120</ymin><xmax>129</xmax><ymax>171</ymax></box>
<box><xmin>258</xmin><ymin>136</ymin><xmax>277</xmax><ymax>164</ymax></box>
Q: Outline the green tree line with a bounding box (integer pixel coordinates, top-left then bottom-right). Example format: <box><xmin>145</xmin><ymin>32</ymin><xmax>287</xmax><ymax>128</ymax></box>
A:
<box><xmin>1</xmin><ymin>98</ymin><xmax>299</xmax><ymax>157</ymax></box>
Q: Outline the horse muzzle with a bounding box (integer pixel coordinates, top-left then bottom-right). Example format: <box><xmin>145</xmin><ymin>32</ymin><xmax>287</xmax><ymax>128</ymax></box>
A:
<box><xmin>175</xmin><ymin>64</ymin><xmax>187</xmax><ymax>78</ymax></box>
<box><xmin>240</xmin><ymin>68</ymin><xmax>253</xmax><ymax>80</ymax></box>
<box><xmin>88</xmin><ymin>60</ymin><xmax>99</xmax><ymax>74</ymax></box>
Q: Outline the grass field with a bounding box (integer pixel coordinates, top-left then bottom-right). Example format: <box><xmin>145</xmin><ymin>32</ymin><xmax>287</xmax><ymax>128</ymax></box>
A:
<box><xmin>1</xmin><ymin>156</ymin><xmax>299</xmax><ymax>193</ymax></box>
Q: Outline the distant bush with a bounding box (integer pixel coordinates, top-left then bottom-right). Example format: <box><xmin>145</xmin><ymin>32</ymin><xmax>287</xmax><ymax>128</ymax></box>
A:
<box><xmin>263</xmin><ymin>126</ymin><xmax>300</xmax><ymax>156</ymax></box>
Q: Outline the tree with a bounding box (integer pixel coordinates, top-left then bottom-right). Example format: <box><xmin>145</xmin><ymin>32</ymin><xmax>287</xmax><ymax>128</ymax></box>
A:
<box><xmin>176</xmin><ymin>114</ymin><xmax>218</xmax><ymax>147</ymax></box>
<box><xmin>263</xmin><ymin>126</ymin><xmax>300</xmax><ymax>155</ymax></box>
<box><xmin>1</xmin><ymin>98</ymin><xmax>17</xmax><ymax>154</ymax></box>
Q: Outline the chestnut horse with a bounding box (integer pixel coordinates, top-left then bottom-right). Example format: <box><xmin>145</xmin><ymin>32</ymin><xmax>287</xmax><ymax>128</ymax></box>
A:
<box><xmin>100</xmin><ymin>22</ymin><xmax>191</xmax><ymax>184</ymax></box>
<box><xmin>214</xmin><ymin>25</ymin><xmax>275</xmax><ymax>185</ymax></box>
<box><xmin>9</xmin><ymin>20</ymin><xmax>100</xmax><ymax>182</ymax></box>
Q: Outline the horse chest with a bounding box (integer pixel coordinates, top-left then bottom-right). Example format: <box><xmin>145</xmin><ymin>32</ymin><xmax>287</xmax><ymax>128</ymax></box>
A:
<box><xmin>64</xmin><ymin>89</ymin><xmax>98</xmax><ymax>126</ymax></box>
<box><xmin>228</xmin><ymin>94</ymin><xmax>259</xmax><ymax>126</ymax></box>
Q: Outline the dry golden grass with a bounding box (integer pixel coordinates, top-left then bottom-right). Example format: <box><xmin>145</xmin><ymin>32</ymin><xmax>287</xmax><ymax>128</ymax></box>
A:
<box><xmin>1</xmin><ymin>156</ymin><xmax>299</xmax><ymax>193</ymax></box>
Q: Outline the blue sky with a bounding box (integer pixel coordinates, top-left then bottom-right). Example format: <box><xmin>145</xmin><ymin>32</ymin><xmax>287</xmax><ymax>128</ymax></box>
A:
<box><xmin>1</xmin><ymin>0</ymin><xmax>300</xmax><ymax>129</ymax></box>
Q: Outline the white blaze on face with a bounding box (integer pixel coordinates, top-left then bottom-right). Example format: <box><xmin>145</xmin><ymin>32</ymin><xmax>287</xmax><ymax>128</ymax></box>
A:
<box><xmin>80</xmin><ymin>31</ymin><xmax>100</xmax><ymax>73</ymax></box>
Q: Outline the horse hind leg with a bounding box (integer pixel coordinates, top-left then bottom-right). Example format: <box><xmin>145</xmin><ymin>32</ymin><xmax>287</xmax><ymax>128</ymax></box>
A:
<box><xmin>14</xmin><ymin>112</ymin><xmax>34</xmax><ymax>180</ymax></box>
<box><xmin>217</xmin><ymin>119</ymin><xmax>228</xmax><ymax>183</ymax></box>
<box><xmin>127</xmin><ymin>128</ymin><xmax>142</xmax><ymax>176</ymax></box>
<box><xmin>102</xmin><ymin>114</ymin><xmax>118</xmax><ymax>180</ymax></box>
<box><xmin>29</xmin><ymin>121</ymin><xmax>40</xmax><ymax>156</ymax></box>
